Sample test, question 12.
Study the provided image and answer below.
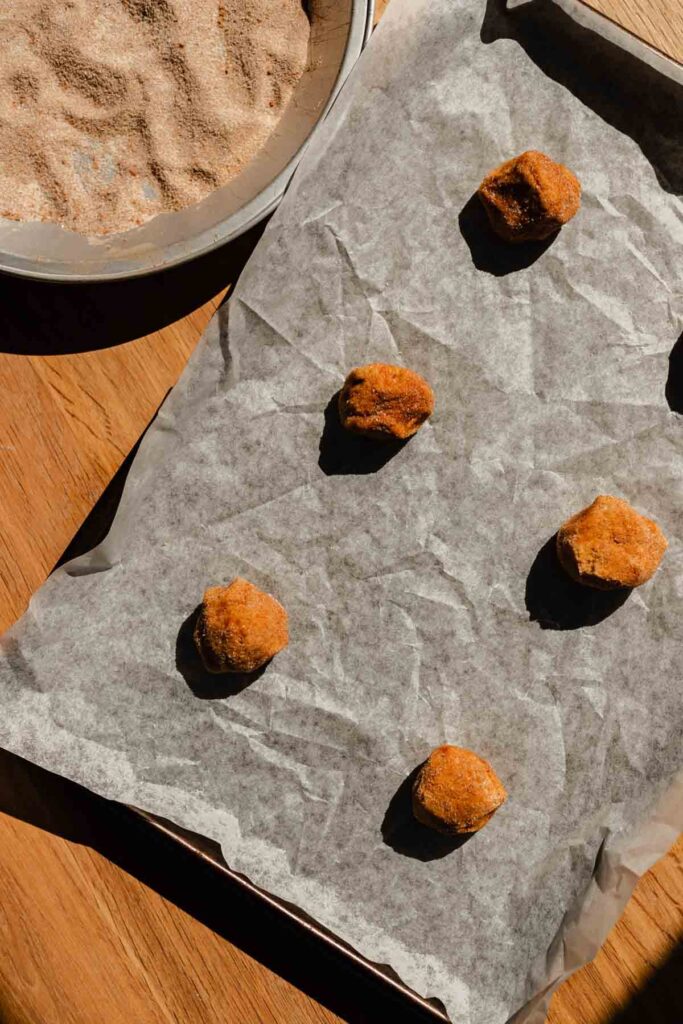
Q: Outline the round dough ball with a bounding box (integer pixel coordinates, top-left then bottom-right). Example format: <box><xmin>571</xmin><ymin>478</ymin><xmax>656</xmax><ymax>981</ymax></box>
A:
<box><xmin>412</xmin><ymin>745</ymin><xmax>507</xmax><ymax>835</ymax></box>
<box><xmin>477</xmin><ymin>150</ymin><xmax>581</xmax><ymax>243</ymax></box>
<box><xmin>556</xmin><ymin>495</ymin><xmax>667</xmax><ymax>590</ymax></box>
<box><xmin>194</xmin><ymin>577</ymin><xmax>288</xmax><ymax>673</ymax></box>
<box><xmin>338</xmin><ymin>363</ymin><xmax>434</xmax><ymax>441</ymax></box>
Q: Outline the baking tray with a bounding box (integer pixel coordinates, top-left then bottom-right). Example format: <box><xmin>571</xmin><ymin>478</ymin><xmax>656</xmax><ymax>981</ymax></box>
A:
<box><xmin>9</xmin><ymin>0</ymin><xmax>674</xmax><ymax>1018</ymax></box>
<box><xmin>137</xmin><ymin>808</ymin><xmax>449</xmax><ymax>1021</ymax></box>
<box><xmin>0</xmin><ymin>0</ymin><xmax>374</xmax><ymax>283</ymax></box>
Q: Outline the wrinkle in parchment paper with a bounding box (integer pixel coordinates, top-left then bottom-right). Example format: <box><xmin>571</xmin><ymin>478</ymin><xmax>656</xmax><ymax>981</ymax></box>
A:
<box><xmin>1</xmin><ymin>1</ymin><xmax>682</xmax><ymax>1022</ymax></box>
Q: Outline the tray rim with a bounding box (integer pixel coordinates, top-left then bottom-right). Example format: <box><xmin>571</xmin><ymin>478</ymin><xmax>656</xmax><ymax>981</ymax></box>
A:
<box><xmin>135</xmin><ymin>806</ymin><xmax>449</xmax><ymax>1022</ymax></box>
<box><xmin>558</xmin><ymin>0</ymin><xmax>683</xmax><ymax>83</ymax></box>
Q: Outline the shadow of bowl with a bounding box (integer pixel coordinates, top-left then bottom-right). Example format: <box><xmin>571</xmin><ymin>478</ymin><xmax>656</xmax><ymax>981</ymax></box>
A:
<box><xmin>0</xmin><ymin>222</ymin><xmax>266</xmax><ymax>356</ymax></box>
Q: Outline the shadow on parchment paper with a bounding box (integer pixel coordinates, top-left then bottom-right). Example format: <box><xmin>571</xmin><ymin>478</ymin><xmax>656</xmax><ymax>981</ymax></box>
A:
<box><xmin>175</xmin><ymin>605</ymin><xmax>268</xmax><ymax>699</ymax></box>
<box><xmin>318</xmin><ymin>393</ymin><xmax>409</xmax><ymax>476</ymax></box>
<box><xmin>525</xmin><ymin>534</ymin><xmax>631</xmax><ymax>630</ymax></box>
<box><xmin>480</xmin><ymin>1</ymin><xmax>683</xmax><ymax>197</ymax></box>
<box><xmin>458</xmin><ymin>193</ymin><xmax>557</xmax><ymax>276</ymax></box>
<box><xmin>0</xmin><ymin>747</ymin><xmax>445</xmax><ymax>1024</ymax></box>
<box><xmin>54</xmin><ymin>376</ymin><xmax>178</xmax><ymax>567</ymax></box>
<box><xmin>665</xmin><ymin>333</ymin><xmax>683</xmax><ymax>414</ymax></box>
<box><xmin>55</xmin><ymin>434</ymin><xmax>146</xmax><ymax>567</ymax></box>
<box><xmin>381</xmin><ymin>765</ymin><xmax>472</xmax><ymax>862</ymax></box>
<box><xmin>0</xmin><ymin>220</ymin><xmax>266</xmax><ymax>356</ymax></box>
<box><xmin>0</xmin><ymin>746</ymin><xmax>680</xmax><ymax>1023</ymax></box>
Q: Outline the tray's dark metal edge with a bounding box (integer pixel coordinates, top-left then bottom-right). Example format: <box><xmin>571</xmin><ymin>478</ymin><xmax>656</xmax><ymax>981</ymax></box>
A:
<box><xmin>134</xmin><ymin>806</ymin><xmax>449</xmax><ymax>1021</ymax></box>
<box><xmin>556</xmin><ymin>0</ymin><xmax>683</xmax><ymax>84</ymax></box>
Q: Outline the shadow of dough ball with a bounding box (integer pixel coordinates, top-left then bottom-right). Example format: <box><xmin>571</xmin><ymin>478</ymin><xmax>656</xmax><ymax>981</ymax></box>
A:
<box><xmin>477</xmin><ymin>150</ymin><xmax>581</xmax><ymax>242</ymax></box>
<box><xmin>338</xmin><ymin>363</ymin><xmax>434</xmax><ymax>440</ymax></box>
<box><xmin>194</xmin><ymin>577</ymin><xmax>288</xmax><ymax>673</ymax></box>
<box><xmin>412</xmin><ymin>744</ymin><xmax>507</xmax><ymax>835</ymax></box>
<box><xmin>557</xmin><ymin>495</ymin><xmax>667</xmax><ymax>590</ymax></box>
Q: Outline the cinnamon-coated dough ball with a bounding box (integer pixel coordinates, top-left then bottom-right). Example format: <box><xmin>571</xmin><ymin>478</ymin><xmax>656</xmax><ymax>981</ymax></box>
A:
<box><xmin>412</xmin><ymin>745</ymin><xmax>507</xmax><ymax>835</ymax></box>
<box><xmin>194</xmin><ymin>578</ymin><xmax>288</xmax><ymax>673</ymax></box>
<box><xmin>556</xmin><ymin>495</ymin><xmax>667</xmax><ymax>590</ymax></box>
<box><xmin>477</xmin><ymin>150</ymin><xmax>581</xmax><ymax>243</ymax></box>
<box><xmin>338</xmin><ymin>363</ymin><xmax>434</xmax><ymax>441</ymax></box>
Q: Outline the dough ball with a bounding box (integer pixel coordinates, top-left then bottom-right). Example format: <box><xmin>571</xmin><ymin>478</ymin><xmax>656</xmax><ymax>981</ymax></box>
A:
<box><xmin>338</xmin><ymin>363</ymin><xmax>434</xmax><ymax>440</ymax></box>
<box><xmin>477</xmin><ymin>150</ymin><xmax>581</xmax><ymax>243</ymax></box>
<box><xmin>556</xmin><ymin>495</ymin><xmax>667</xmax><ymax>590</ymax></box>
<box><xmin>194</xmin><ymin>577</ymin><xmax>288</xmax><ymax>673</ymax></box>
<box><xmin>412</xmin><ymin>745</ymin><xmax>507</xmax><ymax>835</ymax></box>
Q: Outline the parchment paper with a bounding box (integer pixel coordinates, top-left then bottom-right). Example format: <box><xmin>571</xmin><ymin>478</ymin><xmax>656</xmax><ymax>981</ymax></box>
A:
<box><xmin>2</xmin><ymin>1</ymin><xmax>682</xmax><ymax>1021</ymax></box>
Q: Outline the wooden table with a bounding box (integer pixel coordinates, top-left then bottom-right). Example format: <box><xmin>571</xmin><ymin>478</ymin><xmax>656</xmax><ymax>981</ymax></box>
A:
<box><xmin>0</xmin><ymin>3</ymin><xmax>681</xmax><ymax>1023</ymax></box>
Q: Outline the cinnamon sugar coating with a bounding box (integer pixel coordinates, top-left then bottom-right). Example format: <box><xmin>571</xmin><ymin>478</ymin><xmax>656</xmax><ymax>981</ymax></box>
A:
<box><xmin>194</xmin><ymin>578</ymin><xmax>288</xmax><ymax>674</ymax></box>
<box><xmin>477</xmin><ymin>150</ymin><xmax>581</xmax><ymax>243</ymax></box>
<box><xmin>556</xmin><ymin>495</ymin><xmax>667</xmax><ymax>590</ymax></box>
<box><xmin>338</xmin><ymin>363</ymin><xmax>434</xmax><ymax>441</ymax></box>
<box><xmin>412</xmin><ymin>745</ymin><xmax>507</xmax><ymax>835</ymax></box>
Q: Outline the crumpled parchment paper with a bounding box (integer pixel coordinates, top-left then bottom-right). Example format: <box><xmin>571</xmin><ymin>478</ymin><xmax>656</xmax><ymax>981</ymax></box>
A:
<box><xmin>1</xmin><ymin>1</ymin><xmax>682</xmax><ymax>1021</ymax></box>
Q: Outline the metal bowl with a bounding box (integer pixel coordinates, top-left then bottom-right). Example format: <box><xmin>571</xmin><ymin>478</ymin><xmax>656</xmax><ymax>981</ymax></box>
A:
<box><xmin>0</xmin><ymin>0</ymin><xmax>373</xmax><ymax>283</ymax></box>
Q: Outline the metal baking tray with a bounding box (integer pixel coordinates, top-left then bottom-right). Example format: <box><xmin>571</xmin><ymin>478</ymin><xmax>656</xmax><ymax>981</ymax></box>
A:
<box><xmin>0</xmin><ymin>0</ymin><xmax>374</xmax><ymax>283</ymax></box>
<box><xmin>137</xmin><ymin>807</ymin><xmax>449</xmax><ymax>1021</ymax></box>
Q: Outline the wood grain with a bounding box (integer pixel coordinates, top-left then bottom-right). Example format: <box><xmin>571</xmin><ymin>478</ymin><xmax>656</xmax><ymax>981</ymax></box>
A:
<box><xmin>581</xmin><ymin>0</ymin><xmax>683</xmax><ymax>65</ymax></box>
<box><xmin>0</xmin><ymin>301</ymin><xmax>218</xmax><ymax>630</ymax></box>
<box><xmin>0</xmin><ymin>2</ymin><xmax>681</xmax><ymax>1024</ymax></box>
<box><xmin>0</xmin><ymin>221</ymin><xmax>265</xmax><ymax>632</ymax></box>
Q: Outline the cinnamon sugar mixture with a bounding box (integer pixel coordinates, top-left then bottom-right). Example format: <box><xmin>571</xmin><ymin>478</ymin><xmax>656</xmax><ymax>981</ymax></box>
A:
<box><xmin>0</xmin><ymin>0</ymin><xmax>310</xmax><ymax>236</ymax></box>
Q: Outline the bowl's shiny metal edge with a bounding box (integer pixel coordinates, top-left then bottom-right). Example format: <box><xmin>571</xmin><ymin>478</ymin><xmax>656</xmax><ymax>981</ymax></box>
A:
<box><xmin>1</xmin><ymin>0</ymin><xmax>375</xmax><ymax>285</ymax></box>
<box><xmin>135</xmin><ymin>806</ymin><xmax>449</xmax><ymax>1021</ymax></box>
